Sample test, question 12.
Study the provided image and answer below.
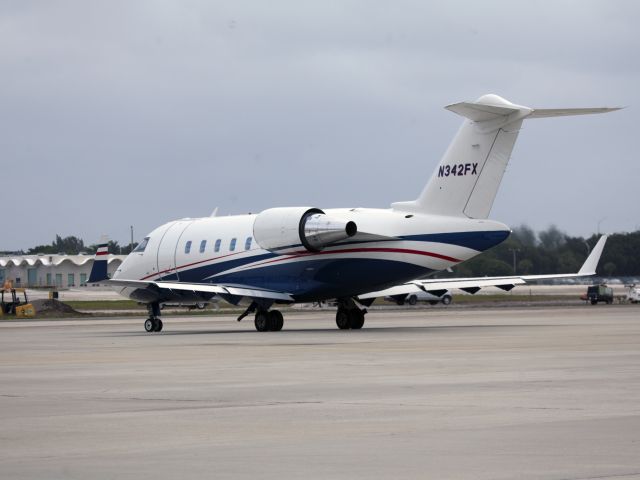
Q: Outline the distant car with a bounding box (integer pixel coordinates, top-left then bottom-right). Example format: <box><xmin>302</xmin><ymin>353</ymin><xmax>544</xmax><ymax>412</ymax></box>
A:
<box><xmin>625</xmin><ymin>285</ymin><xmax>640</xmax><ymax>304</ymax></box>
<box><xmin>386</xmin><ymin>290</ymin><xmax>453</xmax><ymax>306</ymax></box>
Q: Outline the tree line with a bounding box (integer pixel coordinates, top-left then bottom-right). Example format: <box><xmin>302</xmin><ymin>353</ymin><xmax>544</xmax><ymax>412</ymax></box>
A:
<box><xmin>448</xmin><ymin>225</ymin><xmax>640</xmax><ymax>277</ymax></box>
<box><xmin>16</xmin><ymin>227</ymin><xmax>640</xmax><ymax>276</ymax></box>
<box><xmin>25</xmin><ymin>235</ymin><xmax>138</xmax><ymax>256</ymax></box>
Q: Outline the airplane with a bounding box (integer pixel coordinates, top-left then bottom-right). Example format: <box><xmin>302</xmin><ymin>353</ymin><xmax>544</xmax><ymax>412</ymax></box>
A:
<box><xmin>88</xmin><ymin>94</ymin><xmax>618</xmax><ymax>333</ymax></box>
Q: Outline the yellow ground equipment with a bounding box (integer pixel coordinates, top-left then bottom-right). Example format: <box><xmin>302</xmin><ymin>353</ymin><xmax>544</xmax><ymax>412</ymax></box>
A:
<box><xmin>1</xmin><ymin>281</ymin><xmax>36</xmax><ymax>318</ymax></box>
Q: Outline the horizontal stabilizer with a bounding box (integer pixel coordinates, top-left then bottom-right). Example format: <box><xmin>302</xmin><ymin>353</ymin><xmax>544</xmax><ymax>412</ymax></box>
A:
<box><xmin>445</xmin><ymin>101</ymin><xmax>520</xmax><ymax>122</ymax></box>
<box><xmin>529</xmin><ymin>107</ymin><xmax>621</xmax><ymax>118</ymax></box>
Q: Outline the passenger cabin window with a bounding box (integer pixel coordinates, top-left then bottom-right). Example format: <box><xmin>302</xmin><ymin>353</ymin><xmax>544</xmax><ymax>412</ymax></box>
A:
<box><xmin>230</xmin><ymin>238</ymin><xmax>237</xmax><ymax>251</ymax></box>
<box><xmin>245</xmin><ymin>237</ymin><xmax>252</xmax><ymax>250</ymax></box>
<box><xmin>214</xmin><ymin>239</ymin><xmax>221</xmax><ymax>252</ymax></box>
<box><xmin>185</xmin><ymin>240</ymin><xmax>192</xmax><ymax>254</ymax></box>
<box><xmin>199</xmin><ymin>240</ymin><xmax>207</xmax><ymax>253</ymax></box>
<box><xmin>133</xmin><ymin>237</ymin><xmax>149</xmax><ymax>253</ymax></box>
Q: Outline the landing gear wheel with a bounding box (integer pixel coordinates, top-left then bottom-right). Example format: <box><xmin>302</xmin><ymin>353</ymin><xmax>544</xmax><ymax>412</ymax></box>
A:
<box><xmin>349</xmin><ymin>310</ymin><xmax>365</xmax><ymax>329</ymax></box>
<box><xmin>154</xmin><ymin>319</ymin><xmax>163</xmax><ymax>332</ymax></box>
<box><xmin>441</xmin><ymin>295</ymin><xmax>452</xmax><ymax>305</ymax></box>
<box><xmin>408</xmin><ymin>295</ymin><xmax>417</xmax><ymax>306</ymax></box>
<box><xmin>144</xmin><ymin>319</ymin><xmax>155</xmax><ymax>332</ymax></box>
<box><xmin>336</xmin><ymin>309</ymin><xmax>351</xmax><ymax>330</ymax></box>
<box><xmin>255</xmin><ymin>312</ymin><xmax>270</xmax><ymax>332</ymax></box>
<box><xmin>269</xmin><ymin>310</ymin><xmax>284</xmax><ymax>331</ymax></box>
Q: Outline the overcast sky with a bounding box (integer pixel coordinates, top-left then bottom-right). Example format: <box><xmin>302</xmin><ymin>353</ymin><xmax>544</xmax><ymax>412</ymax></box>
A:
<box><xmin>1</xmin><ymin>0</ymin><xmax>638</xmax><ymax>250</ymax></box>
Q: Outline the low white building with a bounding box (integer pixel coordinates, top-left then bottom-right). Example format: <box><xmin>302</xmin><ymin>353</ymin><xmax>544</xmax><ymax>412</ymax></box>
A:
<box><xmin>0</xmin><ymin>254</ymin><xmax>126</xmax><ymax>288</ymax></box>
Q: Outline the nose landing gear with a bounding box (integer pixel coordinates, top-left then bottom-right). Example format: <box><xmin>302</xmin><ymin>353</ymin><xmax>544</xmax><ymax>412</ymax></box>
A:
<box><xmin>144</xmin><ymin>302</ymin><xmax>163</xmax><ymax>332</ymax></box>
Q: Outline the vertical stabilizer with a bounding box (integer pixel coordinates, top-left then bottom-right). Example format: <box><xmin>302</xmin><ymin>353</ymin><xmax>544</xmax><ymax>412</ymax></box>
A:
<box><xmin>391</xmin><ymin>94</ymin><xmax>619</xmax><ymax>218</ymax></box>
<box><xmin>88</xmin><ymin>235</ymin><xmax>110</xmax><ymax>283</ymax></box>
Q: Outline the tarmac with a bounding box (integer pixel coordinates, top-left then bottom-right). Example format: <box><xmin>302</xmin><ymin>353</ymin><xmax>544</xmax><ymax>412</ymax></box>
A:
<box><xmin>1</xmin><ymin>306</ymin><xmax>639</xmax><ymax>479</ymax></box>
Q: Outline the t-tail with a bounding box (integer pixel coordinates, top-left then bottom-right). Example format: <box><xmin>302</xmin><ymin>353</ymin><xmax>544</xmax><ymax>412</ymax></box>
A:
<box><xmin>392</xmin><ymin>94</ymin><xmax>620</xmax><ymax>218</ymax></box>
<box><xmin>87</xmin><ymin>235</ymin><xmax>110</xmax><ymax>283</ymax></box>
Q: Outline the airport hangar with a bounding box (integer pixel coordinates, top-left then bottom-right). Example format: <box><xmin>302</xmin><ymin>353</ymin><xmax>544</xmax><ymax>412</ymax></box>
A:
<box><xmin>0</xmin><ymin>254</ymin><xmax>125</xmax><ymax>288</ymax></box>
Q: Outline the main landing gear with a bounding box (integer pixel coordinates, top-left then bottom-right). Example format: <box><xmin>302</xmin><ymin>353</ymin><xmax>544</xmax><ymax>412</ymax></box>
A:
<box><xmin>237</xmin><ymin>302</ymin><xmax>284</xmax><ymax>332</ymax></box>
<box><xmin>235</xmin><ymin>299</ymin><xmax>367</xmax><ymax>332</ymax></box>
<box><xmin>335</xmin><ymin>299</ymin><xmax>366</xmax><ymax>330</ymax></box>
<box><xmin>144</xmin><ymin>302</ymin><xmax>163</xmax><ymax>332</ymax></box>
<box><xmin>254</xmin><ymin>310</ymin><xmax>284</xmax><ymax>332</ymax></box>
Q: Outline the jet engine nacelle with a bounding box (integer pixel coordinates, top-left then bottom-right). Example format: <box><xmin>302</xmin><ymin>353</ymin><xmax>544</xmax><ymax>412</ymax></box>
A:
<box><xmin>253</xmin><ymin>207</ymin><xmax>357</xmax><ymax>253</ymax></box>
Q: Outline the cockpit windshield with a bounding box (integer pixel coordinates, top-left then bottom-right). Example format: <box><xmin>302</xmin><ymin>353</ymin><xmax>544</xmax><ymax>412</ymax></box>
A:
<box><xmin>133</xmin><ymin>237</ymin><xmax>150</xmax><ymax>253</ymax></box>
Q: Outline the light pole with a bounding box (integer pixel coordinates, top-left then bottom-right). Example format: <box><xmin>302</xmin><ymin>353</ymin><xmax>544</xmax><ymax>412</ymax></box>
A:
<box><xmin>508</xmin><ymin>248</ymin><xmax>520</xmax><ymax>274</ymax></box>
<box><xmin>130</xmin><ymin>225</ymin><xmax>134</xmax><ymax>253</ymax></box>
<box><xmin>597</xmin><ymin>217</ymin><xmax>607</xmax><ymax>235</ymax></box>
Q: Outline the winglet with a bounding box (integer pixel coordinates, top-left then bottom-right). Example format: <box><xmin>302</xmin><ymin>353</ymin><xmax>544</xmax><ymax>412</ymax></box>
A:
<box><xmin>578</xmin><ymin>235</ymin><xmax>608</xmax><ymax>275</ymax></box>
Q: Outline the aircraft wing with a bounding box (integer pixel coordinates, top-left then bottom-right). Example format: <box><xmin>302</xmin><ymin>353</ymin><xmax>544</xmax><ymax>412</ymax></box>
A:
<box><xmin>358</xmin><ymin>235</ymin><xmax>608</xmax><ymax>300</ymax></box>
<box><xmin>105</xmin><ymin>279</ymin><xmax>295</xmax><ymax>302</ymax></box>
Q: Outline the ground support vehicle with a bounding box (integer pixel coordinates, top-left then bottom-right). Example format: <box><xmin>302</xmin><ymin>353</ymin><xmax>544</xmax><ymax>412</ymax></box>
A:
<box><xmin>582</xmin><ymin>285</ymin><xmax>614</xmax><ymax>305</ymax></box>
<box><xmin>1</xmin><ymin>283</ymin><xmax>35</xmax><ymax>317</ymax></box>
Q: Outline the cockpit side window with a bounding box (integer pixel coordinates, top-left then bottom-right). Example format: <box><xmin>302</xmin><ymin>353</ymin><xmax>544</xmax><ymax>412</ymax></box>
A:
<box><xmin>133</xmin><ymin>237</ymin><xmax>149</xmax><ymax>253</ymax></box>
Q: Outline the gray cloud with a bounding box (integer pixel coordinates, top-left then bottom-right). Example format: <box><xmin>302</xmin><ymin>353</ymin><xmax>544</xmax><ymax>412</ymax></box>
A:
<box><xmin>1</xmin><ymin>0</ymin><xmax>638</xmax><ymax>249</ymax></box>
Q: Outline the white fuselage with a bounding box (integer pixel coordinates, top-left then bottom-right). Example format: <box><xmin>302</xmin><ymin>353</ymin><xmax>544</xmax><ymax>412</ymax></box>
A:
<box><xmin>114</xmin><ymin>208</ymin><xmax>509</xmax><ymax>304</ymax></box>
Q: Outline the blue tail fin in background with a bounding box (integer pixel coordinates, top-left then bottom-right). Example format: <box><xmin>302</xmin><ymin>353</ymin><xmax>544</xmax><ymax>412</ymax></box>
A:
<box><xmin>88</xmin><ymin>235</ymin><xmax>110</xmax><ymax>283</ymax></box>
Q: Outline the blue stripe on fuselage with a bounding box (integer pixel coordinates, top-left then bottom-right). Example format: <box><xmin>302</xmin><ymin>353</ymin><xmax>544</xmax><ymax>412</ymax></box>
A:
<box><xmin>400</xmin><ymin>230</ymin><xmax>510</xmax><ymax>251</ymax></box>
<box><xmin>327</xmin><ymin>230</ymin><xmax>509</xmax><ymax>252</ymax></box>
<box><xmin>158</xmin><ymin>252</ymin><xmax>277</xmax><ymax>282</ymax></box>
<box><xmin>170</xmin><ymin>257</ymin><xmax>430</xmax><ymax>302</ymax></box>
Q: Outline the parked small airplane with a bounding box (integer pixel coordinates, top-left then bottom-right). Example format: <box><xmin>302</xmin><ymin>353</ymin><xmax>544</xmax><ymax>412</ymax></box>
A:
<box><xmin>89</xmin><ymin>94</ymin><xmax>617</xmax><ymax>332</ymax></box>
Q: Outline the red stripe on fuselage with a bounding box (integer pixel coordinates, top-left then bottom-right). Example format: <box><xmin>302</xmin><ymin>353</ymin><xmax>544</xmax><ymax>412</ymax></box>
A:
<box><xmin>141</xmin><ymin>246</ymin><xmax>460</xmax><ymax>281</ymax></box>
<box><xmin>234</xmin><ymin>247</ymin><xmax>460</xmax><ymax>269</ymax></box>
<box><xmin>140</xmin><ymin>249</ymin><xmax>258</xmax><ymax>280</ymax></box>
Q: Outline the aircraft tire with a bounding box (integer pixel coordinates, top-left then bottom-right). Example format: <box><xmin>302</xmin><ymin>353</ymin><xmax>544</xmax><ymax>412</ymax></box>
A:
<box><xmin>349</xmin><ymin>310</ymin><xmax>365</xmax><ymax>329</ymax></box>
<box><xmin>269</xmin><ymin>310</ymin><xmax>284</xmax><ymax>331</ymax></box>
<box><xmin>336</xmin><ymin>309</ymin><xmax>351</xmax><ymax>330</ymax></box>
<box><xmin>408</xmin><ymin>295</ymin><xmax>418</xmax><ymax>306</ymax></box>
<box><xmin>144</xmin><ymin>319</ymin><xmax>155</xmax><ymax>332</ymax></box>
<box><xmin>155</xmin><ymin>319</ymin><xmax>163</xmax><ymax>332</ymax></box>
<box><xmin>255</xmin><ymin>312</ymin><xmax>270</xmax><ymax>332</ymax></box>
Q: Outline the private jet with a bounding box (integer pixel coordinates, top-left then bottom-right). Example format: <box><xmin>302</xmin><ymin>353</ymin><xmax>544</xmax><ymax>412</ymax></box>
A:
<box><xmin>89</xmin><ymin>94</ymin><xmax>616</xmax><ymax>332</ymax></box>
